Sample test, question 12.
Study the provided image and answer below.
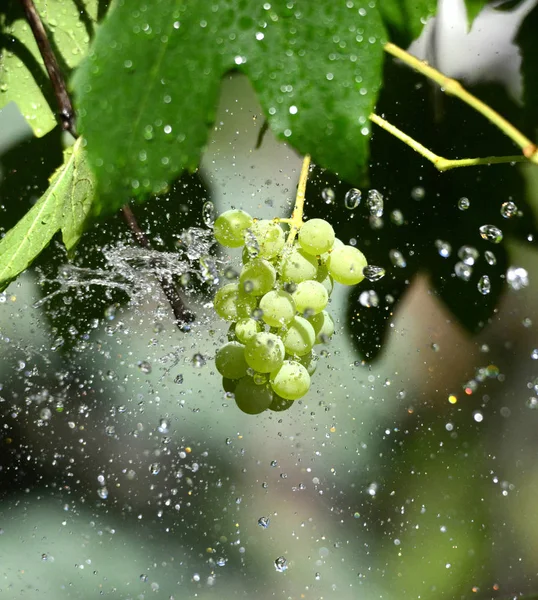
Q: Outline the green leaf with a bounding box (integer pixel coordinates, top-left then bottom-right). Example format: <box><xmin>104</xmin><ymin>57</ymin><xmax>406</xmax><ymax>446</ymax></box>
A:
<box><xmin>516</xmin><ymin>3</ymin><xmax>538</xmax><ymax>140</ymax></box>
<box><xmin>73</xmin><ymin>0</ymin><xmax>386</xmax><ymax>216</ymax></box>
<box><xmin>377</xmin><ymin>0</ymin><xmax>436</xmax><ymax>47</ymax></box>
<box><xmin>0</xmin><ymin>0</ymin><xmax>99</xmax><ymax>137</ymax></box>
<box><xmin>0</xmin><ymin>137</ymin><xmax>95</xmax><ymax>291</ymax></box>
<box><xmin>464</xmin><ymin>1</ymin><xmax>489</xmax><ymax>29</ymax></box>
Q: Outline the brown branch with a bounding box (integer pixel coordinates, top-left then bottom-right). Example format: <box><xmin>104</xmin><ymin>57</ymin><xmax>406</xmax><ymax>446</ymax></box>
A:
<box><xmin>21</xmin><ymin>0</ymin><xmax>194</xmax><ymax>328</ymax></box>
<box><xmin>120</xmin><ymin>206</ymin><xmax>194</xmax><ymax>326</ymax></box>
<box><xmin>18</xmin><ymin>0</ymin><xmax>76</xmax><ymax>137</ymax></box>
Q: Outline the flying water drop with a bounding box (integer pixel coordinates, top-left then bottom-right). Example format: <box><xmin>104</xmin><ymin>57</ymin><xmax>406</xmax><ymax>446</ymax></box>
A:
<box><xmin>363</xmin><ymin>265</ymin><xmax>385</xmax><ymax>282</ymax></box>
<box><xmin>479</xmin><ymin>224</ymin><xmax>503</xmax><ymax>243</ymax></box>
<box><xmin>367</xmin><ymin>189</ymin><xmax>384</xmax><ymax>217</ymax></box>
<box><xmin>477</xmin><ymin>275</ymin><xmax>491</xmax><ymax>295</ymax></box>
<box><xmin>344</xmin><ymin>188</ymin><xmax>361</xmax><ymax>210</ymax></box>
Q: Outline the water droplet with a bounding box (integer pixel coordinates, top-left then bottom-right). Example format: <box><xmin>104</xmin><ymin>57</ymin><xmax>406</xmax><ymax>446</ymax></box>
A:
<box><xmin>367</xmin><ymin>189</ymin><xmax>384</xmax><ymax>217</ymax></box>
<box><xmin>479</xmin><ymin>224</ymin><xmax>503</xmax><ymax>244</ymax></box>
<box><xmin>455</xmin><ymin>262</ymin><xmax>472</xmax><ymax>281</ymax></box>
<box><xmin>97</xmin><ymin>487</ymin><xmax>109</xmax><ymax>499</ymax></box>
<box><xmin>322</xmin><ymin>188</ymin><xmax>335</xmax><ymax>204</ymax></box>
<box><xmin>135</xmin><ymin>359</ymin><xmax>152</xmax><ymax>375</ymax></box>
<box><xmin>367</xmin><ymin>482</ymin><xmax>378</xmax><ymax>496</ymax></box>
<box><xmin>363</xmin><ymin>265</ymin><xmax>385</xmax><ymax>282</ymax></box>
<box><xmin>389</xmin><ymin>249</ymin><xmax>406</xmax><ymax>268</ymax></box>
<box><xmin>435</xmin><ymin>240</ymin><xmax>452</xmax><ymax>258</ymax></box>
<box><xmin>390</xmin><ymin>209</ymin><xmax>404</xmax><ymax>225</ymax></box>
<box><xmin>274</xmin><ymin>556</ymin><xmax>288</xmax><ymax>572</ymax></box>
<box><xmin>484</xmin><ymin>250</ymin><xmax>497</xmax><ymax>266</ymax></box>
<box><xmin>458</xmin><ymin>245</ymin><xmax>479</xmax><ymax>266</ymax></box>
<box><xmin>477</xmin><ymin>275</ymin><xmax>491</xmax><ymax>295</ymax></box>
<box><xmin>359</xmin><ymin>290</ymin><xmax>379</xmax><ymax>308</ymax></box>
<box><xmin>202</xmin><ymin>201</ymin><xmax>215</xmax><ymax>227</ymax></box>
<box><xmin>192</xmin><ymin>353</ymin><xmax>206</xmax><ymax>368</ymax></box>
<box><xmin>507</xmin><ymin>266</ymin><xmax>529</xmax><ymax>290</ymax></box>
<box><xmin>344</xmin><ymin>188</ymin><xmax>361</xmax><ymax>209</ymax></box>
<box><xmin>411</xmin><ymin>187</ymin><xmax>425</xmax><ymax>200</ymax></box>
<box><xmin>500</xmin><ymin>201</ymin><xmax>518</xmax><ymax>219</ymax></box>
<box><xmin>174</xmin><ymin>374</ymin><xmax>184</xmax><ymax>384</ymax></box>
<box><xmin>258</xmin><ymin>516</ymin><xmax>270</xmax><ymax>528</ymax></box>
<box><xmin>158</xmin><ymin>419</ymin><xmax>169</xmax><ymax>433</ymax></box>
<box><xmin>244</xmin><ymin>230</ymin><xmax>260</xmax><ymax>258</ymax></box>
<box><xmin>149</xmin><ymin>463</ymin><xmax>161</xmax><ymax>475</ymax></box>
<box><xmin>458</xmin><ymin>197</ymin><xmax>470</xmax><ymax>210</ymax></box>
<box><xmin>473</xmin><ymin>411</ymin><xmax>483</xmax><ymax>423</ymax></box>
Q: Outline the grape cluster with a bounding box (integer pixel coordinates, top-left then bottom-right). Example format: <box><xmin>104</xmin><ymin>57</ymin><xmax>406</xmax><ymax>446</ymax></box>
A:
<box><xmin>212</xmin><ymin>209</ymin><xmax>368</xmax><ymax>414</ymax></box>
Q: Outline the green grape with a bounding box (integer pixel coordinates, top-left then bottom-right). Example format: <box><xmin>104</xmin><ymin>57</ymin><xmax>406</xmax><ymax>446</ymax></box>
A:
<box><xmin>222</xmin><ymin>377</ymin><xmax>238</xmax><ymax>394</ymax></box>
<box><xmin>214</xmin><ymin>210</ymin><xmax>253</xmax><ymax>248</ymax></box>
<box><xmin>239</xmin><ymin>258</ymin><xmax>276</xmax><ymax>296</ymax></box>
<box><xmin>269</xmin><ymin>395</ymin><xmax>294</xmax><ymax>412</ymax></box>
<box><xmin>309</xmin><ymin>310</ymin><xmax>335</xmax><ymax>343</ymax></box>
<box><xmin>270</xmin><ymin>360</ymin><xmax>311</xmax><ymax>400</ymax></box>
<box><xmin>234</xmin><ymin>376</ymin><xmax>274</xmax><ymax>414</ymax></box>
<box><xmin>215</xmin><ymin>341</ymin><xmax>248</xmax><ymax>379</ymax></box>
<box><xmin>292</xmin><ymin>280</ymin><xmax>328</xmax><ymax>315</ymax></box>
<box><xmin>297</xmin><ymin>349</ymin><xmax>318</xmax><ymax>375</ymax></box>
<box><xmin>298</xmin><ymin>218</ymin><xmax>335</xmax><ymax>256</ymax></box>
<box><xmin>316</xmin><ymin>262</ymin><xmax>334</xmax><ymax>295</ymax></box>
<box><xmin>320</xmin><ymin>237</ymin><xmax>344</xmax><ymax>264</ymax></box>
<box><xmin>327</xmin><ymin>245</ymin><xmax>368</xmax><ymax>285</ymax></box>
<box><xmin>214</xmin><ymin>283</ymin><xmax>257</xmax><ymax>321</ymax></box>
<box><xmin>259</xmin><ymin>290</ymin><xmax>296</xmax><ymax>327</ymax></box>
<box><xmin>281</xmin><ymin>316</ymin><xmax>315</xmax><ymax>356</ymax></box>
<box><xmin>244</xmin><ymin>332</ymin><xmax>285</xmax><ymax>372</ymax></box>
<box><xmin>280</xmin><ymin>247</ymin><xmax>318</xmax><ymax>283</ymax></box>
<box><xmin>235</xmin><ymin>318</ymin><xmax>261</xmax><ymax>344</ymax></box>
<box><xmin>248</xmin><ymin>220</ymin><xmax>285</xmax><ymax>258</ymax></box>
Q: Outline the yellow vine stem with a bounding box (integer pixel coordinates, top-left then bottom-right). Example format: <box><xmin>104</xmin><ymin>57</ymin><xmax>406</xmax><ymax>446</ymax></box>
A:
<box><xmin>370</xmin><ymin>42</ymin><xmax>538</xmax><ymax>170</ymax></box>
<box><xmin>284</xmin><ymin>154</ymin><xmax>311</xmax><ymax>245</ymax></box>
<box><xmin>369</xmin><ymin>113</ymin><xmax>528</xmax><ymax>171</ymax></box>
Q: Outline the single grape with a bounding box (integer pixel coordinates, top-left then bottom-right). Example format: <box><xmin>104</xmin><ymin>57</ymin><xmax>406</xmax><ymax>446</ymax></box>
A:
<box><xmin>327</xmin><ymin>245</ymin><xmax>368</xmax><ymax>285</ymax></box>
<box><xmin>280</xmin><ymin>247</ymin><xmax>318</xmax><ymax>283</ymax></box>
<box><xmin>244</xmin><ymin>332</ymin><xmax>285</xmax><ymax>373</ymax></box>
<box><xmin>270</xmin><ymin>360</ymin><xmax>311</xmax><ymax>400</ymax></box>
<box><xmin>316</xmin><ymin>262</ymin><xmax>334</xmax><ymax>295</ymax></box>
<box><xmin>298</xmin><ymin>218</ymin><xmax>335</xmax><ymax>255</ymax></box>
<box><xmin>239</xmin><ymin>258</ymin><xmax>276</xmax><ymax>296</ymax></box>
<box><xmin>281</xmin><ymin>316</ymin><xmax>316</xmax><ymax>356</ymax></box>
<box><xmin>269</xmin><ymin>395</ymin><xmax>294</xmax><ymax>412</ymax></box>
<box><xmin>292</xmin><ymin>280</ymin><xmax>328</xmax><ymax>315</ymax></box>
<box><xmin>234</xmin><ymin>377</ymin><xmax>274</xmax><ymax>414</ymax></box>
<box><xmin>214</xmin><ymin>283</ymin><xmax>257</xmax><ymax>321</ymax></box>
<box><xmin>296</xmin><ymin>349</ymin><xmax>318</xmax><ymax>375</ymax></box>
<box><xmin>320</xmin><ymin>237</ymin><xmax>344</xmax><ymax>264</ymax></box>
<box><xmin>247</xmin><ymin>220</ymin><xmax>285</xmax><ymax>258</ymax></box>
<box><xmin>309</xmin><ymin>310</ymin><xmax>335</xmax><ymax>343</ymax></box>
<box><xmin>222</xmin><ymin>377</ymin><xmax>238</xmax><ymax>394</ymax></box>
<box><xmin>259</xmin><ymin>290</ymin><xmax>296</xmax><ymax>327</ymax></box>
<box><xmin>214</xmin><ymin>210</ymin><xmax>253</xmax><ymax>248</ymax></box>
<box><xmin>215</xmin><ymin>341</ymin><xmax>249</xmax><ymax>380</ymax></box>
<box><xmin>235</xmin><ymin>318</ymin><xmax>261</xmax><ymax>344</ymax></box>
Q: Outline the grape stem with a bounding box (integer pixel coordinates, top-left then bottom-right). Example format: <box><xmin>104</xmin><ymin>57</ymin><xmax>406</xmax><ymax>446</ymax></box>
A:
<box><xmin>285</xmin><ymin>154</ymin><xmax>311</xmax><ymax>245</ymax></box>
<box><xmin>370</xmin><ymin>42</ymin><xmax>538</xmax><ymax>170</ymax></box>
